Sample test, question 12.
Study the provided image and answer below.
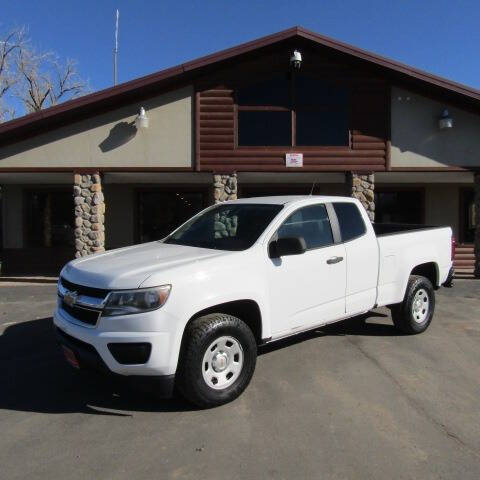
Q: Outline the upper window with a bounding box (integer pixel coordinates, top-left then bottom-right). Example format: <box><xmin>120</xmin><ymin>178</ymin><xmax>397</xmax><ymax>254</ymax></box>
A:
<box><xmin>277</xmin><ymin>204</ymin><xmax>334</xmax><ymax>249</ymax></box>
<box><xmin>332</xmin><ymin>202</ymin><xmax>366</xmax><ymax>242</ymax></box>
<box><xmin>237</xmin><ymin>74</ymin><xmax>350</xmax><ymax>147</ymax></box>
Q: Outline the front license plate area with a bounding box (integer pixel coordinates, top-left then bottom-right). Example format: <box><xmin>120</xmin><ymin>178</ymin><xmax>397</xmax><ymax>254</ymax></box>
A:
<box><xmin>62</xmin><ymin>345</ymin><xmax>80</xmax><ymax>369</ymax></box>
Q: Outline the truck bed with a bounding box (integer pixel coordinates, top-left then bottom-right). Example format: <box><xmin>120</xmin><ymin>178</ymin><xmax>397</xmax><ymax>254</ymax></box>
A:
<box><xmin>373</xmin><ymin>223</ymin><xmax>447</xmax><ymax>237</ymax></box>
<box><xmin>374</xmin><ymin>223</ymin><xmax>453</xmax><ymax>308</ymax></box>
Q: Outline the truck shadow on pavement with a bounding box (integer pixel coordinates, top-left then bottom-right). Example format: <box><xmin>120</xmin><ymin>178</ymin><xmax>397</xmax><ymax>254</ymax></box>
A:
<box><xmin>0</xmin><ymin>317</ymin><xmax>195</xmax><ymax>416</ymax></box>
<box><xmin>0</xmin><ymin>311</ymin><xmax>399</xmax><ymax>415</ymax></box>
<box><xmin>258</xmin><ymin>310</ymin><xmax>401</xmax><ymax>355</ymax></box>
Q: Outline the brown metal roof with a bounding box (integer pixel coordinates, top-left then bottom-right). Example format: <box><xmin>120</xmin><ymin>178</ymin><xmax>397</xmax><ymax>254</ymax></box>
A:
<box><xmin>1</xmin><ymin>26</ymin><xmax>479</xmax><ymax>144</ymax></box>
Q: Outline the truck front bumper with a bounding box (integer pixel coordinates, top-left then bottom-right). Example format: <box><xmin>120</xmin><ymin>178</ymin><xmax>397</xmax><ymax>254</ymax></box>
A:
<box><xmin>53</xmin><ymin>308</ymin><xmax>178</xmax><ymax>397</ymax></box>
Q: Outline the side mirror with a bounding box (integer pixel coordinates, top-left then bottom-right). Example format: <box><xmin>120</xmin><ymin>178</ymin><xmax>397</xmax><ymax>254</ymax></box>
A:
<box><xmin>269</xmin><ymin>236</ymin><xmax>307</xmax><ymax>258</ymax></box>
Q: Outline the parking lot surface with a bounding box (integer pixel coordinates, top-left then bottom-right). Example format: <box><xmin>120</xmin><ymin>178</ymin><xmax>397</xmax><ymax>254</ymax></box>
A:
<box><xmin>1</xmin><ymin>280</ymin><xmax>479</xmax><ymax>479</ymax></box>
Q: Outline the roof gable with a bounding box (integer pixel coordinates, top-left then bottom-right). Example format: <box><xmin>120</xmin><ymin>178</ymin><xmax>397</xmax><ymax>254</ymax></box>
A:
<box><xmin>1</xmin><ymin>26</ymin><xmax>479</xmax><ymax>145</ymax></box>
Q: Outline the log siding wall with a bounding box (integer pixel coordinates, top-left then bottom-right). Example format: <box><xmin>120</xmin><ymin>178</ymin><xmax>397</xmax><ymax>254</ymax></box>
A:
<box><xmin>196</xmin><ymin>49</ymin><xmax>390</xmax><ymax>173</ymax></box>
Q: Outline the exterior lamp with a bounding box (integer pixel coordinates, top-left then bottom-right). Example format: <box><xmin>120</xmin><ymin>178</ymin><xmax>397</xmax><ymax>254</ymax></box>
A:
<box><xmin>135</xmin><ymin>107</ymin><xmax>149</xmax><ymax>129</ymax></box>
<box><xmin>439</xmin><ymin>109</ymin><xmax>453</xmax><ymax>130</ymax></box>
<box><xmin>290</xmin><ymin>50</ymin><xmax>302</xmax><ymax>69</ymax></box>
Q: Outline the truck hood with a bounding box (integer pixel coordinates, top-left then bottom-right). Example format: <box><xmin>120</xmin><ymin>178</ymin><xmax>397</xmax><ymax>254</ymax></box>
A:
<box><xmin>61</xmin><ymin>242</ymin><xmax>228</xmax><ymax>290</ymax></box>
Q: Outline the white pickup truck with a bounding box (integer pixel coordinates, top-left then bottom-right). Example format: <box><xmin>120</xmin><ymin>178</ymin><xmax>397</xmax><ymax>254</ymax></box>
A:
<box><xmin>54</xmin><ymin>196</ymin><xmax>454</xmax><ymax>407</ymax></box>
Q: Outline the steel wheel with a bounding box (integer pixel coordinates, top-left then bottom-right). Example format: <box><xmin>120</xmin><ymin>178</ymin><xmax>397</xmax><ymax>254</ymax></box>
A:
<box><xmin>411</xmin><ymin>288</ymin><xmax>430</xmax><ymax>323</ymax></box>
<box><xmin>202</xmin><ymin>336</ymin><xmax>244</xmax><ymax>390</ymax></box>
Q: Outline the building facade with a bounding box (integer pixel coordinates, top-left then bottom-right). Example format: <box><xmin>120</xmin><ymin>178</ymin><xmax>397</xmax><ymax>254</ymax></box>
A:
<box><xmin>0</xmin><ymin>27</ymin><xmax>478</xmax><ymax>277</ymax></box>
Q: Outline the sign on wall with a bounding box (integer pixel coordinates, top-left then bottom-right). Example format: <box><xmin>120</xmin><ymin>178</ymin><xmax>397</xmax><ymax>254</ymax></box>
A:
<box><xmin>285</xmin><ymin>153</ymin><xmax>303</xmax><ymax>168</ymax></box>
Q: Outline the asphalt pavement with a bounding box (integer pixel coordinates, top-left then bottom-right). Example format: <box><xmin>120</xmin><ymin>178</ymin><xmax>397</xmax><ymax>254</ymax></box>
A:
<box><xmin>0</xmin><ymin>280</ymin><xmax>479</xmax><ymax>479</ymax></box>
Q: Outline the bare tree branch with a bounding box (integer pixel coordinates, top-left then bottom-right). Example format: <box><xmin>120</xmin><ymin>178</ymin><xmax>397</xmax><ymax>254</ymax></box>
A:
<box><xmin>0</xmin><ymin>26</ymin><xmax>88</xmax><ymax>120</ymax></box>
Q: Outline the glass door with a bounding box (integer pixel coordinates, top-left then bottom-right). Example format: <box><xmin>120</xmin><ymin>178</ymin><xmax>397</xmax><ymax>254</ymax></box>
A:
<box><xmin>137</xmin><ymin>189</ymin><xmax>206</xmax><ymax>243</ymax></box>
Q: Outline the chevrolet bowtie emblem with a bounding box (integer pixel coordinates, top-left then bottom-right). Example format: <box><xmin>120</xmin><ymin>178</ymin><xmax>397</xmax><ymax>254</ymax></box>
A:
<box><xmin>64</xmin><ymin>290</ymin><xmax>78</xmax><ymax>307</ymax></box>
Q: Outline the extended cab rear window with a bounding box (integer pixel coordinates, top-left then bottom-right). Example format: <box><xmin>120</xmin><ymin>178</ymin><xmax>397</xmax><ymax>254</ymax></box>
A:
<box><xmin>333</xmin><ymin>202</ymin><xmax>366</xmax><ymax>242</ymax></box>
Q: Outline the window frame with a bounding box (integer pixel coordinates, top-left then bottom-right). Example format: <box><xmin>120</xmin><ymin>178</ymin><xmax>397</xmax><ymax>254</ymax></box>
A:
<box><xmin>268</xmin><ymin>202</ymin><xmax>342</xmax><ymax>253</ymax></box>
<box><xmin>235</xmin><ymin>73</ymin><xmax>352</xmax><ymax>150</ymax></box>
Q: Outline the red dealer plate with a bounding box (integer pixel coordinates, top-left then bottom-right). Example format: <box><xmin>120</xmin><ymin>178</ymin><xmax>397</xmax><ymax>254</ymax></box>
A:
<box><xmin>62</xmin><ymin>346</ymin><xmax>80</xmax><ymax>369</ymax></box>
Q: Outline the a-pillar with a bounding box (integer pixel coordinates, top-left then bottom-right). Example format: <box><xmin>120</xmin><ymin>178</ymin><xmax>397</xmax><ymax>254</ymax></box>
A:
<box><xmin>347</xmin><ymin>171</ymin><xmax>375</xmax><ymax>222</ymax></box>
<box><xmin>73</xmin><ymin>171</ymin><xmax>106</xmax><ymax>258</ymax></box>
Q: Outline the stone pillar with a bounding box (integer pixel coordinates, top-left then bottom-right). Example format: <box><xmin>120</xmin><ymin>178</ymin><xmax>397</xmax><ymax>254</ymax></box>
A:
<box><xmin>213</xmin><ymin>173</ymin><xmax>237</xmax><ymax>204</ymax></box>
<box><xmin>73</xmin><ymin>171</ymin><xmax>105</xmax><ymax>258</ymax></box>
<box><xmin>474</xmin><ymin>173</ymin><xmax>480</xmax><ymax>278</ymax></box>
<box><xmin>347</xmin><ymin>171</ymin><xmax>375</xmax><ymax>222</ymax></box>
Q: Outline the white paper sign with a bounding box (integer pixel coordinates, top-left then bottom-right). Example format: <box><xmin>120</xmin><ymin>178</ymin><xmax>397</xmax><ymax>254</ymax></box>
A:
<box><xmin>286</xmin><ymin>153</ymin><xmax>303</xmax><ymax>168</ymax></box>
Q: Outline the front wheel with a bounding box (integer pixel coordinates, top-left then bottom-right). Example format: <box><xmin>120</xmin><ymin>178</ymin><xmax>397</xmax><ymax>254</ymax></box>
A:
<box><xmin>391</xmin><ymin>275</ymin><xmax>435</xmax><ymax>334</ymax></box>
<box><xmin>177</xmin><ymin>313</ymin><xmax>257</xmax><ymax>408</ymax></box>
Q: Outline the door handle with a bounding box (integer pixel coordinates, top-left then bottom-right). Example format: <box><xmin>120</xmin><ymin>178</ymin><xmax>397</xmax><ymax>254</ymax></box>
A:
<box><xmin>326</xmin><ymin>256</ymin><xmax>344</xmax><ymax>265</ymax></box>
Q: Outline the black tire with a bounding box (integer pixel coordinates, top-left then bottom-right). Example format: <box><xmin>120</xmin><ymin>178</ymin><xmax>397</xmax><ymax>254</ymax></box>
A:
<box><xmin>176</xmin><ymin>313</ymin><xmax>257</xmax><ymax>408</ymax></box>
<box><xmin>391</xmin><ymin>275</ymin><xmax>435</xmax><ymax>334</ymax></box>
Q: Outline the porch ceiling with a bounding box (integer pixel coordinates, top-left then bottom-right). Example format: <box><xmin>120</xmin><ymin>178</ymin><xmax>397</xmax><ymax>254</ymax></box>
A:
<box><xmin>376</xmin><ymin>172</ymin><xmax>474</xmax><ymax>184</ymax></box>
<box><xmin>0</xmin><ymin>172</ymin><xmax>72</xmax><ymax>184</ymax></box>
<box><xmin>103</xmin><ymin>172</ymin><xmax>213</xmax><ymax>184</ymax></box>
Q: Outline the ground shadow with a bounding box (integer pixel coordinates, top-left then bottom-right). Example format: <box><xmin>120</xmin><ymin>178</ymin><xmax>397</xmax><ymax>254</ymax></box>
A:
<box><xmin>259</xmin><ymin>310</ymin><xmax>401</xmax><ymax>355</ymax></box>
<box><xmin>1</xmin><ymin>310</ymin><xmax>400</xmax><ymax>416</ymax></box>
<box><xmin>98</xmin><ymin>121</ymin><xmax>137</xmax><ymax>152</ymax></box>
<box><xmin>0</xmin><ymin>317</ymin><xmax>195</xmax><ymax>416</ymax></box>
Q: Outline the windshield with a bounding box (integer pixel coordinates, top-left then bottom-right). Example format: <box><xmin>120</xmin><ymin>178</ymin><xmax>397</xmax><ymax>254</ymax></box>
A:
<box><xmin>164</xmin><ymin>203</ymin><xmax>283</xmax><ymax>251</ymax></box>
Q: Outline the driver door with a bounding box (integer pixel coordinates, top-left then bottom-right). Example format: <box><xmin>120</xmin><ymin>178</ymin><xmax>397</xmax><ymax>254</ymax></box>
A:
<box><xmin>266</xmin><ymin>203</ymin><xmax>347</xmax><ymax>337</ymax></box>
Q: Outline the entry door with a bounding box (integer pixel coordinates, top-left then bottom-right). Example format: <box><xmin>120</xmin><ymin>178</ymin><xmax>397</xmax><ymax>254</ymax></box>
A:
<box><xmin>267</xmin><ymin>204</ymin><xmax>347</xmax><ymax>337</ymax></box>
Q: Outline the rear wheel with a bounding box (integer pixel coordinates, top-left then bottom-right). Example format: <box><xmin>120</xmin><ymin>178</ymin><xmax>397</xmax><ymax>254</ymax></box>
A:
<box><xmin>391</xmin><ymin>275</ymin><xmax>435</xmax><ymax>334</ymax></box>
<box><xmin>177</xmin><ymin>313</ymin><xmax>257</xmax><ymax>408</ymax></box>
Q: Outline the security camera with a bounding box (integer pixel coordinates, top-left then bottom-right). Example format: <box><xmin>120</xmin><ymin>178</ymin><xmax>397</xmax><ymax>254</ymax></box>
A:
<box><xmin>290</xmin><ymin>50</ymin><xmax>302</xmax><ymax>69</ymax></box>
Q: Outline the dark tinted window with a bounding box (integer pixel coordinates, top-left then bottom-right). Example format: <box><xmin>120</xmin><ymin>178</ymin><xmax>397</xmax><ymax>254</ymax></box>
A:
<box><xmin>26</xmin><ymin>191</ymin><xmax>73</xmax><ymax>247</ymax></box>
<box><xmin>138</xmin><ymin>191</ymin><xmax>205</xmax><ymax>243</ymax></box>
<box><xmin>237</xmin><ymin>75</ymin><xmax>290</xmax><ymax>106</ymax></box>
<box><xmin>375</xmin><ymin>191</ymin><xmax>423</xmax><ymax>224</ymax></box>
<box><xmin>277</xmin><ymin>204</ymin><xmax>333</xmax><ymax>249</ymax></box>
<box><xmin>238</xmin><ymin>111</ymin><xmax>291</xmax><ymax>146</ymax></box>
<box><xmin>165</xmin><ymin>203</ymin><xmax>283</xmax><ymax>251</ymax></box>
<box><xmin>333</xmin><ymin>202</ymin><xmax>366</xmax><ymax>241</ymax></box>
<box><xmin>295</xmin><ymin>76</ymin><xmax>349</xmax><ymax>106</ymax></box>
<box><xmin>296</xmin><ymin>110</ymin><xmax>349</xmax><ymax>146</ymax></box>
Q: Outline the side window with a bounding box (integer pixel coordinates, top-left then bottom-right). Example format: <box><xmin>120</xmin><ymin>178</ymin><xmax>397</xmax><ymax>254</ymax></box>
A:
<box><xmin>333</xmin><ymin>202</ymin><xmax>366</xmax><ymax>242</ymax></box>
<box><xmin>277</xmin><ymin>204</ymin><xmax>334</xmax><ymax>249</ymax></box>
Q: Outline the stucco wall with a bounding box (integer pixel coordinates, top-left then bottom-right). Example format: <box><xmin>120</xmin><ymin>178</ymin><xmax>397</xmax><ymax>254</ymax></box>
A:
<box><xmin>391</xmin><ymin>86</ymin><xmax>480</xmax><ymax>168</ymax></box>
<box><xmin>2</xmin><ymin>185</ymin><xmax>23</xmax><ymax>248</ymax></box>
<box><xmin>424</xmin><ymin>185</ymin><xmax>459</xmax><ymax>236</ymax></box>
<box><xmin>103</xmin><ymin>184</ymin><xmax>135</xmax><ymax>249</ymax></box>
<box><xmin>0</xmin><ymin>86</ymin><xmax>193</xmax><ymax>169</ymax></box>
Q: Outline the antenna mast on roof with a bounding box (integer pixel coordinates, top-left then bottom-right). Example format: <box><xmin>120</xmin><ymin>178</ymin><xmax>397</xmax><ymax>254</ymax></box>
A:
<box><xmin>113</xmin><ymin>9</ymin><xmax>119</xmax><ymax>86</ymax></box>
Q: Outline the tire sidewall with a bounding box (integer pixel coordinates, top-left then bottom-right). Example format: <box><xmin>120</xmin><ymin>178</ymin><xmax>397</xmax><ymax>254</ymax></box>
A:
<box><xmin>405</xmin><ymin>277</ymin><xmax>435</xmax><ymax>333</ymax></box>
<box><xmin>181</xmin><ymin>316</ymin><xmax>257</xmax><ymax>407</ymax></box>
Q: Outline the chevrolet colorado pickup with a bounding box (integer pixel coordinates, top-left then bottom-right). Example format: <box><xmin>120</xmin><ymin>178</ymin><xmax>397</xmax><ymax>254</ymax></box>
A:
<box><xmin>54</xmin><ymin>196</ymin><xmax>454</xmax><ymax>407</ymax></box>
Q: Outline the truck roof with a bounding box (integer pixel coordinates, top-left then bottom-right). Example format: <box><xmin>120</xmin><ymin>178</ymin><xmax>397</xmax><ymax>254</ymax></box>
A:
<box><xmin>229</xmin><ymin>195</ymin><xmax>355</xmax><ymax>205</ymax></box>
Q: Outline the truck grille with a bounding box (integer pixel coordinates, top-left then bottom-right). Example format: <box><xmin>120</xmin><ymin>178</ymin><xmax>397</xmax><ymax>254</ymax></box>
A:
<box><xmin>60</xmin><ymin>277</ymin><xmax>109</xmax><ymax>299</ymax></box>
<box><xmin>61</xmin><ymin>301</ymin><xmax>101</xmax><ymax>326</ymax></box>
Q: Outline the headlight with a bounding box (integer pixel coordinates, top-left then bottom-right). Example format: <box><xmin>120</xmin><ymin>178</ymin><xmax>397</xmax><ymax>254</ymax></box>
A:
<box><xmin>103</xmin><ymin>285</ymin><xmax>171</xmax><ymax>317</ymax></box>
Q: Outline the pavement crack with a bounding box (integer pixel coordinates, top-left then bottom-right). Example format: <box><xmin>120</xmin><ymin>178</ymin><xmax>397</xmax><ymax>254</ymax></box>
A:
<box><xmin>345</xmin><ymin>335</ymin><xmax>480</xmax><ymax>460</ymax></box>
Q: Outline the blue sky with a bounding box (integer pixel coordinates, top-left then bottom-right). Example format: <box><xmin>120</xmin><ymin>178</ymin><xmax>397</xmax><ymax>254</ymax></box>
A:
<box><xmin>2</xmin><ymin>0</ymin><xmax>480</xmax><ymax>94</ymax></box>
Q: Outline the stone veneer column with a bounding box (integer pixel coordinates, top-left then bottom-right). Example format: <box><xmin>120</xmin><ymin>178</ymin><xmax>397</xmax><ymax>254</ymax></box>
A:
<box><xmin>73</xmin><ymin>171</ymin><xmax>105</xmax><ymax>258</ymax></box>
<box><xmin>347</xmin><ymin>172</ymin><xmax>375</xmax><ymax>222</ymax></box>
<box><xmin>475</xmin><ymin>172</ymin><xmax>480</xmax><ymax>278</ymax></box>
<box><xmin>213</xmin><ymin>173</ymin><xmax>238</xmax><ymax>204</ymax></box>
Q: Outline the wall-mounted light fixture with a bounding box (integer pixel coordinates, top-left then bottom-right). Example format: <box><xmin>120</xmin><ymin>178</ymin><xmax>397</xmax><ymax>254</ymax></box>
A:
<box><xmin>439</xmin><ymin>109</ymin><xmax>453</xmax><ymax>130</ymax></box>
<box><xmin>135</xmin><ymin>107</ymin><xmax>149</xmax><ymax>129</ymax></box>
<box><xmin>290</xmin><ymin>50</ymin><xmax>302</xmax><ymax>69</ymax></box>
